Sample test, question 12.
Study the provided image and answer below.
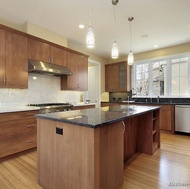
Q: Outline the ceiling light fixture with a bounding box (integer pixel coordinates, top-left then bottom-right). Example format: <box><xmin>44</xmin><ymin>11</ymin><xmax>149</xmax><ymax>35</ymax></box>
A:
<box><xmin>111</xmin><ymin>1</ymin><xmax>119</xmax><ymax>59</ymax></box>
<box><xmin>86</xmin><ymin>0</ymin><xmax>95</xmax><ymax>48</ymax></box>
<box><xmin>79</xmin><ymin>24</ymin><xmax>85</xmax><ymax>29</ymax></box>
<box><xmin>128</xmin><ymin>17</ymin><xmax>134</xmax><ymax>65</ymax></box>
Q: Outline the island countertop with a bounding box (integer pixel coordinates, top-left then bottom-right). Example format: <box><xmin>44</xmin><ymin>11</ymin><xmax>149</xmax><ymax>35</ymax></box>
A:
<box><xmin>35</xmin><ymin>105</ymin><xmax>160</xmax><ymax>128</ymax></box>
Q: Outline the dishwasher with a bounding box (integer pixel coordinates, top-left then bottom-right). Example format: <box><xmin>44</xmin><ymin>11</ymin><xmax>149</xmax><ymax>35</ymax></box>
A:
<box><xmin>175</xmin><ymin>105</ymin><xmax>190</xmax><ymax>133</ymax></box>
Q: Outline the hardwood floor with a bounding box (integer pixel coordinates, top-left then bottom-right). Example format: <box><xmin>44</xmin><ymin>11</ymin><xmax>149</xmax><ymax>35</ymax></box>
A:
<box><xmin>0</xmin><ymin>133</ymin><xmax>190</xmax><ymax>189</ymax></box>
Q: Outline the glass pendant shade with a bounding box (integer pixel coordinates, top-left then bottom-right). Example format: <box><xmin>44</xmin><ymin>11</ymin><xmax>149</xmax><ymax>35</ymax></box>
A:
<box><xmin>128</xmin><ymin>50</ymin><xmax>134</xmax><ymax>65</ymax></box>
<box><xmin>111</xmin><ymin>41</ymin><xmax>118</xmax><ymax>59</ymax></box>
<box><xmin>86</xmin><ymin>26</ymin><xmax>95</xmax><ymax>48</ymax></box>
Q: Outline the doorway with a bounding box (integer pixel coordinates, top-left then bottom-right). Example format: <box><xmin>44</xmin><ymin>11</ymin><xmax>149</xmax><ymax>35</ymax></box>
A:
<box><xmin>83</xmin><ymin>59</ymin><xmax>101</xmax><ymax>107</ymax></box>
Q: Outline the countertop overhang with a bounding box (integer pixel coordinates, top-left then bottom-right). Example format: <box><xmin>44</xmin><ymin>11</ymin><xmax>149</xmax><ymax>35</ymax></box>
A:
<box><xmin>35</xmin><ymin>105</ymin><xmax>160</xmax><ymax>128</ymax></box>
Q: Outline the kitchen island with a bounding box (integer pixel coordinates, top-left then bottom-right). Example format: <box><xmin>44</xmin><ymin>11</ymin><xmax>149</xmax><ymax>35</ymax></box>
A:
<box><xmin>36</xmin><ymin>105</ymin><xmax>160</xmax><ymax>189</ymax></box>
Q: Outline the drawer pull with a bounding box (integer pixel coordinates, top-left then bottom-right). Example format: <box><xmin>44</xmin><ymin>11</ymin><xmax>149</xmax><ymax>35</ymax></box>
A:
<box><xmin>27</xmin><ymin>124</ymin><xmax>36</xmax><ymax>128</ymax></box>
<box><xmin>27</xmin><ymin>139</ymin><xmax>35</xmax><ymax>143</ymax></box>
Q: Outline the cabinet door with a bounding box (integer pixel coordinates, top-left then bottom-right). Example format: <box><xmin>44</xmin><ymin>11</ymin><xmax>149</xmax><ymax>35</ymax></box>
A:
<box><xmin>105</xmin><ymin>64</ymin><xmax>119</xmax><ymax>91</ymax></box>
<box><xmin>78</xmin><ymin>55</ymin><xmax>88</xmax><ymax>90</ymax></box>
<box><xmin>105</xmin><ymin>62</ymin><xmax>131</xmax><ymax>92</ymax></box>
<box><xmin>65</xmin><ymin>51</ymin><xmax>79</xmax><ymax>90</ymax></box>
<box><xmin>119</xmin><ymin>62</ymin><xmax>131</xmax><ymax>91</ymax></box>
<box><xmin>0</xmin><ymin>29</ymin><xmax>5</xmax><ymax>86</ymax></box>
<box><xmin>50</xmin><ymin>46</ymin><xmax>67</xmax><ymax>66</ymax></box>
<box><xmin>160</xmin><ymin>105</ymin><xmax>174</xmax><ymax>133</ymax></box>
<box><xmin>28</xmin><ymin>38</ymin><xmax>50</xmax><ymax>62</ymax></box>
<box><xmin>6</xmin><ymin>31</ymin><xmax>28</xmax><ymax>88</ymax></box>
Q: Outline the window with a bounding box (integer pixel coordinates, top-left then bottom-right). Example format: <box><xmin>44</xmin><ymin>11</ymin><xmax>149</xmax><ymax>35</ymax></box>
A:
<box><xmin>152</xmin><ymin>60</ymin><xmax>167</xmax><ymax>96</ymax></box>
<box><xmin>135</xmin><ymin>62</ymin><xmax>149</xmax><ymax>96</ymax></box>
<box><xmin>171</xmin><ymin>57</ymin><xmax>189</xmax><ymax>96</ymax></box>
<box><xmin>133</xmin><ymin>54</ymin><xmax>190</xmax><ymax>97</ymax></box>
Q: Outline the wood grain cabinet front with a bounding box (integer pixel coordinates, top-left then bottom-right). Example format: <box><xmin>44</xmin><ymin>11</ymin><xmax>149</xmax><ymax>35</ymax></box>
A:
<box><xmin>61</xmin><ymin>52</ymin><xmax>88</xmax><ymax>91</ymax></box>
<box><xmin>28</xmin><ymin>38</ymin><xmax>67</xmax><ymax>66</ymax></box>
<box><xmin>105</xmin><ymin>61</ymin><xmax>131</xmax><ymax>92</ymax></box>
<box><xmin>0</xmin><ymin>29</ymin><xmax>28</xmax><ymax>88</ymax></box>
<box><xmin>0</xmin><ymin>110</ymin><xmax>38</xmax><ymax>158</ymax></box>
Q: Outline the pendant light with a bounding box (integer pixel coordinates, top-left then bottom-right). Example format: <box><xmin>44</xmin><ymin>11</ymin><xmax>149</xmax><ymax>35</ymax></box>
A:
<box><xmin>128</xmin><ymin>17</ymin><xmax>134</xmax><ymax>65</ymax></box>
<box><xmin>111</xmin><ymin>2</ymin><xmax>119</xmax><ymax>59</ymax></box>
<box><xmin>86</xmin><ymin>0</ymin><xmax>95</xmax><ymax>48</ymax></box>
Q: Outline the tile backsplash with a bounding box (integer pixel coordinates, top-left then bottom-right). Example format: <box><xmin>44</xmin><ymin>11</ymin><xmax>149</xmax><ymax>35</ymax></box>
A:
<box><xmin>0</xmin><ymin>73</ymin><xmax>82</xmax><ymax>106</ymax></box>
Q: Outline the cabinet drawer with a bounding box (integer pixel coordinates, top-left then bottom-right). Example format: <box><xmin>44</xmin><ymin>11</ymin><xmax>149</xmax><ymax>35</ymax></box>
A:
<box><xmin>0</xmin><ymin>110</ymin><xmax>38</xmax><ymax>122</ymax></box>
<box><xmin>0</xmin><ymin>118</ymin><xmax>37</xmax><ymax>139</ymax></box>
<box><xmin>0</xmin><ymin>132</ymin><xmax>37</xmax><ymax>158</ymax></box>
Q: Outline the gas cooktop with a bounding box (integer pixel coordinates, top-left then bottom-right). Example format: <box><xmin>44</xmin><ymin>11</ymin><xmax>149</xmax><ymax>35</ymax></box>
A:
<box><xmin>28</xmin><ymin>103</ymin><xmax>71</xmax><ymax>107</ymax></box>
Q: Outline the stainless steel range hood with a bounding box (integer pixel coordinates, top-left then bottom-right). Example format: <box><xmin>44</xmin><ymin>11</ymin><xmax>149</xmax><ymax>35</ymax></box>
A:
<box><xmin>28</xmin><ymin>59</ymin><xmax>73</xmax><ymax>76</ymax></box>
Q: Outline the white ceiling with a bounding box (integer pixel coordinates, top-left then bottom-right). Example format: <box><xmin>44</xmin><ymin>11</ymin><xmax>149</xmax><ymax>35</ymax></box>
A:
<box><xmin>0</xmin><ymin>0</ymin><xmax>190</xmax><ymax>59</ymax></box>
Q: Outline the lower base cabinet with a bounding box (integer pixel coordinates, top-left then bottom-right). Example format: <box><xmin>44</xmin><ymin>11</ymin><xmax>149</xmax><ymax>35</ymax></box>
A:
<box><xmin>0</xmin><ymin>110</ymin><xmax>38</xmax><ymax>158</ymax></box>
<box><xmin>37</xmin><ymin>119</ymin><xmax>124</xmax><ymax>189</ymax></box>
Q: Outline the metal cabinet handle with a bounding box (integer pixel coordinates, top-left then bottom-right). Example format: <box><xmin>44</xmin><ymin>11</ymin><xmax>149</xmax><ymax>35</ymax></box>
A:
<box><xmin>27</xmin><ymin>124</ymin><xmax>36</xmax><ymax>128</ymax></box>
<box><xmin>121</xmin><ymin>121</ymin><xmax>125</xmax><ymax>134</ymax></box>
<box><xmin>3</xmin><ymin>78</ymin><xmax>6</xmax><ymax>84</ymax></box>
<box><xmin>27</xmin><ymin>139</ymin><xmax>35</xmax><ymax>143</ymax></box>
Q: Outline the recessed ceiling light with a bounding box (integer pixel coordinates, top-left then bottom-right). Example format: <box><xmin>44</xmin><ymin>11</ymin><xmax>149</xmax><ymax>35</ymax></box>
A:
<box><xmin>154</xmin><ymin>45</ymin><xmax>158</xmax><ymax>48</ymax></box>
<box><xmin>141</xmin><ymin>34</ymin><xmax>150</xmax><ymax>38</ymax></box>
<box><xmin>79</xmin><ymin>24</ymin><xmax>85</xmax><ymax>29</ymax></box>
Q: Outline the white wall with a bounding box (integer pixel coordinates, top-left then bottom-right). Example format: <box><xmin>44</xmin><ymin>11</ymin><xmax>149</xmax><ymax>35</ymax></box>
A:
<box><xmin>0</xmin><ymin>74</ymin><xmax>82</xmax><ymax>106</ymax></box>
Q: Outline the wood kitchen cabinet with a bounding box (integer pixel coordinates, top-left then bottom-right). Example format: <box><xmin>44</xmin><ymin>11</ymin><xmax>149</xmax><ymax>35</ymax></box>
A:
<box><xmin>0</xmin><ymin>29</ymin><xmax>5</xmax><ymax>86</ymax></box>
<box><xmin>105</xmin><ymin>61</ymin><xmax>131</xmax><ymax>92</ymax></box>
<box><xmin>0</xmin><ymin>110</ymin><xmax>38</xmax><ymax>158</ymax></box>
<box><xmin>37</xmin><ymin>118</ymin><xmax>123</xmax><ymax>189</ymax></box>
<box><xmin>61</xmin><ymin>52</ymin><xmax>88</xmax><ymax>91</ymax></box>
<box><xmin>0</xmin><ymin>30</ymin><xmax>28</xmax><ymax>88</ymax></box>
<box><xmin>73</xmin><ymin>104</ymin><xmax>95</xmax><ymax>110</ymax></box>
<box><xmin>28</xmin><ymin>38</ymin><xmax>67</xmax><ymax>66</ymax></box>
<box><xmin>160</xmin><ymin>105</ymin><xmax>174</xmax><ymax>134</ymax></box>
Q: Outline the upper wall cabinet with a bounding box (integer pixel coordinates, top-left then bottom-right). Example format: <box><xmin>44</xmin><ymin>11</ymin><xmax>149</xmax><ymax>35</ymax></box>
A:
<box><xmin>0</xmin><ymin>29</ymin><xmax>28</xmax><ymax>89</ymax></box>
<box><xmin>0</xmin><ymin>29</ymin><xmax>6</xmax><ymax>86</ymax></box>
<box><xmin>105</xmin><ymin>61</ymin><xmax>131</xmax><ymax>92</ymax></box>
<box><xmin>61</xmin><ymin>52</ymin><xmax>88</xmax><ymax>91</ymax></box>
<box><xmin>28</xmin><ymin>38</ymin><xmax>67</xmax><ymax>66</ymax></box>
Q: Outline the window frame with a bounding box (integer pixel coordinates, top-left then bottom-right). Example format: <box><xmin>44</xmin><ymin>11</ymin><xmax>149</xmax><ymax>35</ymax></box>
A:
<box><xmin>133</xmin><ymin>53</ymin><xmax>190</xmax><ymax>98</ymax></box>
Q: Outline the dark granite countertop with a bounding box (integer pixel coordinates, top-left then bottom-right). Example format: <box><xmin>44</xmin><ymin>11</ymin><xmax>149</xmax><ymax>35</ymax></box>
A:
<box><xmin>101</xmin><ymin>101</ymin><xmax>190</xmax><ymax>105</ymax></box>
<box><xmin>36</xmin><ymin>105</ymin><xmax>160</xmax><ymax>128</ymax></box>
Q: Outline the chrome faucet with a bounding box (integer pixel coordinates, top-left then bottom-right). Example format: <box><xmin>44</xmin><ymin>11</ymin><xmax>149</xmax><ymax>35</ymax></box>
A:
<box><xmin>157</xmin><ymin>96</ymin><xmax>159</xmax><ymax>103</ymax></box>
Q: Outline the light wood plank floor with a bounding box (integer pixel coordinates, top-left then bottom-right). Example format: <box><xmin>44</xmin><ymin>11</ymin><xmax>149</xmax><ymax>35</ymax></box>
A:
<box><xmin>0</xmin><ymin>133</ymin><xmax>190</xmax><ymax>189</ymax></box>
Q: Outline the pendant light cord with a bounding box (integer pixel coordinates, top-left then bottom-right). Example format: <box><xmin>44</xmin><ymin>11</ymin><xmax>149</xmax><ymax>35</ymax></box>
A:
<box><xmin>129</xmin><ymin>20</ymin><xmax>132</xmax><ymax>51</ymax></box>
<box><xmin>89</xmin><ymin>0</ymin><xmax>92</xmax><ymax>26</ymax></box>
<box><xmin>128</xmin><ymin>17</ymin><xmax>134</xmax><ymax>51</ymax></box>
<box><xmin>113</xmin><ymin>5</ymin><xmax>117</xmax><ymax>41</ymax></box>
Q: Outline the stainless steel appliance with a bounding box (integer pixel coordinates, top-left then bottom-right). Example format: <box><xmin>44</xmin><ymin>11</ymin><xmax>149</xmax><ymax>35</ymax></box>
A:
<box><xmin>28</xmin><ymin>59</ymin><xmax>73</xmax><ymax>76</ymax></box>
<box><xmin>175</xmin><ymin>105</ymin><xmax>190</xmax><ymax>133</ymax></box>
<box><xmin>28</xmin><ymin>103</ymin><xmax>73</xmax><ymax>114</ymax></box>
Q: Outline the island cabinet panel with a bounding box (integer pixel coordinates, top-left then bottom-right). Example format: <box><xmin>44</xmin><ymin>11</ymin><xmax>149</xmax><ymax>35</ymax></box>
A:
<box><xmin>105</xmin><ymin>61</ymin><xmax>131</xmax><ymax>92</ymax></box>
<box><xmin>37</xmin><ymin>119</ymin><xmax>124</xmax><ymax>189</ymax></box>
<box><xmin>124</xmin><ymin>117</ymin><xmax>138</xmax><ymax>162</ymax></box>
<box><xmin>0</xmin><ymin>110</ymin><xmax>38</xmax><ymax>158</ymax></box>
<box><xmin>137</xmin><ymin>109</ymin><xmax>160</xmax><ymax>155</ymax></box>
<box><xmin>61</xmin><ymin>52</ymin><xmax>88</xmax><ymax>91</ymax></box>
<box><xmin>0</xmin><ymin>30</ymin><xmax>28</xmax><ymax>88</ymax></box>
